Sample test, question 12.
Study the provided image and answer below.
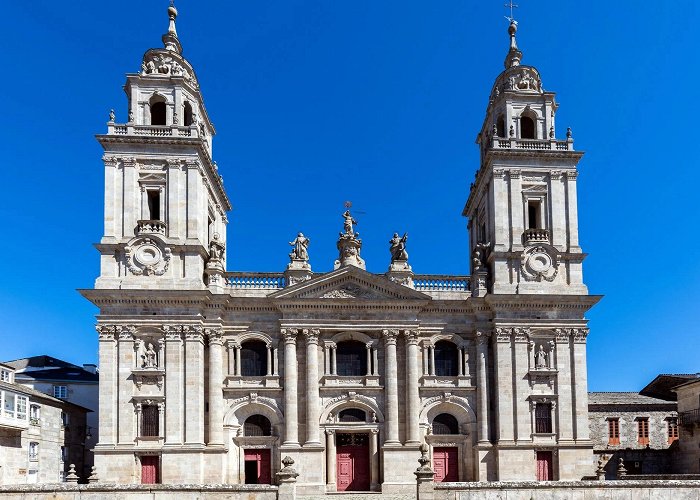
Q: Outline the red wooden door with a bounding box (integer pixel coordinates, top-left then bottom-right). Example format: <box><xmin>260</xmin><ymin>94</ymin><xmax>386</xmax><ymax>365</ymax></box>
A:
<box><xmin>141</xmin><ymin>456</ymin><xmax>159</xmax><ymax>484</ymax></box>
<box><xmin>433</xmin><ymin>447</ymin><xmax>459</xmax><ymax>482</ymax></box>
<box><xmin>336</xmin><ymin>439</ymin><xmax>370</xmax><ymax>491</ymax></box>
<box><xmin>244</xmin><ymin>449</ymin><xmax>272</xmax><ymax>484</ymax></box>
<box><xmin>536</xmin><ymin>451</ymin><xmax>553</xmax><ymax>481</ymax></box>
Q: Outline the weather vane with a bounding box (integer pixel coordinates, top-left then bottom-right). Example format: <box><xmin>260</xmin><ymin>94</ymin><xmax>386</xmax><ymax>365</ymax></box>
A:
<box><xmin>504</xmin><ymin>0</ymin><xmax>518</xmax><ymax>23</ymax></box>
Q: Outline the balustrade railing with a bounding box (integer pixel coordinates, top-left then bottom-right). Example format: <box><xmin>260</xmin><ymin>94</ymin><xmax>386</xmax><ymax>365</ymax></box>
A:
<box><xmin>225</xmin><ymin>272</ymin><xmax>286</xmax><ymax>290</ymax></box>
<box><xmin>523</xmin><ymin>228</ymin><xmax>550</xmax><ymax>244</ymax></box>
<box><xmin>491</xmin><ymin>137</ymin><xmax>573</xmax><ymax>151</ymax></box>
<box><xmin>136</xmin><ymin>220</ymin><xmax>167</xmax><ymax>235</ymax></box>
<box><xmin>107</xmin><ymin>123</ymin><xmax>199</xmax><ymax>139</ymax></box>
<box><xmin>680</xmin><ymin>408</ymin><xmax>700</xmax><ymax>426</ymax></box>
<box><xmin>413</xmin><ymin>275</ymin><xmax>470</xmax><ymax>292</ymax></box>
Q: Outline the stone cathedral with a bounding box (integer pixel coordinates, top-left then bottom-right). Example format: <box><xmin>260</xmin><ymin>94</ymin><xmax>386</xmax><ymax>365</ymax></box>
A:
<box><xmin>82</xmin><ymin>5</ymin><xmax>600</xmax><ymax>493</ymax></box>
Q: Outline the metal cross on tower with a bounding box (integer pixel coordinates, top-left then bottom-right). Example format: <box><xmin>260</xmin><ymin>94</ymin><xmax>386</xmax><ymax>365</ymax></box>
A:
<box><xmin>505</xmin><ymin>0</ymin><xmax>518</xmax><ymax>22</ymax></box>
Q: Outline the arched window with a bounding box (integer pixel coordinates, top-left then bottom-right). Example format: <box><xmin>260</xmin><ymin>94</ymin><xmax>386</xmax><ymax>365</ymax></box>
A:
<box><xmin>183</xmin><ymin>101</ymin><xmax>194</xmax><ymax>126</ymax></box>
<box><xmin>432</xmin><ymin>413</ymin><xmax>459</xmax><ymax>435</ymax></box>
<box><xmin>240</xmin><ymin>340</ymin><xmax>267</xmax><ymax>376</ymax></box>
<box><xmin>336</xmin><ymin>341</ymin><xmax>367</xmax><ymax>376</ymax></box>
<box><xmin>339</xmin><ymin>408</ymin><xmax>366</xmax><ymax>423</ymax></box>
<box><xmin>244</xmin><ymin>414</ymin><xmax>271</xmax><ymax>436</ymax></box>
<box><xmin>496</xmin><ymin>116</ymin><xmax>505</xmax><ymax>137</ymax></box>
<box><xmin>149</xmin><ymin>95</ymin><xmax>167</xmax><ymax>126</ymax></box>
<box><xmin>434</xmin><ymin>341</ymin><xmax>458</xmax><ymax>376</ymax></box>
<box><xmin>520</xmin><ymin>115</ymin><xmax>535</xmax><ymax>139</ymax></box>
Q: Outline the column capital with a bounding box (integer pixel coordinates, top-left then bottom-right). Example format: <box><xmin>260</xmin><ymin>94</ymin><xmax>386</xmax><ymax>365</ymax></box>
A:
<box><xmin>476</xmin><ymin>330</ymin><xmax>492</xmax><ymax>346</ymax></box>
<box><xmin>96</xmin><ymin>325</ymin><xmax>117</xmax><ymax>341</ymax></box>
<box><xmin>554</xmin><ymin>328</ymin><xmax>572</xmax><ymax>343</ymax></box>
<box><xmin>325</xmin><ymin>428</ymin><xmax>335</xmax><ymax>436</ymax></box>
<box><xmin>281</xmin><ymin>328</ymin><xmax>298</xmax><ymax>343</ymax></box>
<box><xmin>565</xmin><ymin>169</ymin><xmax>579</xmax><ymax>180</ymax></box>
<box><xmin>206</xmin><ymin>328</ymin><xmax>224</xmax><ymax>346</ymax></box>
<box><xmin>382</xmin><ymin>329</ymin><xmax>399</xmax><ymax>345</ymax></box>
<box><xmin>494</xmin><ymin>327</ymin><xmax>513</xmax><ymax>343</ymax></box>
<box><xmin>303</xmin><ymin>328</ymin><xmax>320</xmax><ymax>344</ymax></box>
<box><xmin>183</xmin><ymin>325</ymin><xmax>205</xmax><ymax>342</ymax></box>
<box><xmin>116</xmin><ymin>325</ymin><xmax>137</xmax><ymax>341</ymax></box>
<box><xmin>572</xmin><ymin>328</ymin><xmax>589</xmax><ymax>343</ymax></box>
<box><xmin>404</xmin><ymin>329</ymin><xmax>420</xmax><ymax>345</ymax></box>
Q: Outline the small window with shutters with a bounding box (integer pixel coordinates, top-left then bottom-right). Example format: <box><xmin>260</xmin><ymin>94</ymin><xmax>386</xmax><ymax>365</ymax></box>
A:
<box><xmin>667</xmin><ymin>418</ymin><xmax>679</xmax><ymax>444</ymax></box>
<box><xmin>535</xmin><ymin>403</ymin><xmax>552</xmax><ymax>434</ymax></box>
<box><xmin>608</xmin><ymin>418</ymin><xmax>620</xmax><ymax>445</ymax></box>
<box><xmin>141</xmin><ymin>405</ymin><xmax>159</xmax><ymax>437</ymax></box>
<box><xmin>637</xmin><ymin>417</ymin><xmax>650</xmax><ymax>445</ymax></box>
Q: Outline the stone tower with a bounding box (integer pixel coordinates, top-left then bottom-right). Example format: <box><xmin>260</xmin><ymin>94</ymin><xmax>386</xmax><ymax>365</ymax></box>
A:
<box><xmin>95</xmin><ymin>3</ymin><xmax>230</xmax><ymax>291</ymax></box>
<box><xmin>464</xmin><ymin>20</ymin><xmax>586</xmax><ymax>296</ymax></box>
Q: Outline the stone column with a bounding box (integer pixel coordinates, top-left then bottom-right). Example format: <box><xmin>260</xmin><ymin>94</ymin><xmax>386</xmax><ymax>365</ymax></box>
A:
<box><xmin>227</xmin><ymin>341</ymin><xmax>235</xmax><ymax>376</ymax></box>
<box><xmin>282</xmin><ymin>328</ymin><xmax>299</xmax><ymax>446</ymax></box>
<box><xmin>96</xmin><ymin>326</ymin><xmax>118</xmax><ymax>445</ymax></box>
<box><xmin>331</xmin><ymin>345</ymin><xmax>337</xmax><ymax>376</ymax></box>
<box><xmin>117</xmin><ymin>326</ymin><xmax>136</xmax><ymax>444</ymax></box>
<box><xmin>405</xmin><ymin>330</ymin><xmax>420</xmax><ymax>444</ymax></box>
<box><xmin>273</xmin><ymin>345</ymin><xmax>279</xmax><ymax>376</ymax></box>
<box><xmin>324</xmin><ymin>344</ymin><xmax>331</xmax><ymax>375</ymax></box>
<box><xmin>304</xmin><ymin>328</ymin><xmax>321</xmax><ymax>445</ymax></box>
<box><xmin>372</xmin><ymin>348</ymin><xmax>378</xmax><ymax>376</ymax></box>
<box><xmin>370</xmin><ymin>428</ymin><xmax>379</xmax><ymax>489</ymax></box>
<box><xmin>429</xmin><ymin>345</ymin><xmax>436</xmax><ymax>376</ymax></box>
<box><xmin>325</xmin><ymin>429</ymin><xmax>336</xmax><ymax>487</ymax></box>
<box><xmin>457</xmin><ymin>347</ymin><xmax>464</xmax><ymax>377</ymax></box>
<box><xmin>422</xmin><ymin>344</ymin><xmax>429</xmax><ymax>375</ymax></box>
<box><xmin>555</xmin><ymin>329</ymin><xmax>574</xmax><ymax>442</ymax></box>
<box><xmin>235</xmin><ymin>345</ymin><xmax>241</xmax><ymax>376</ymax></box>
<box><xmin>184</xmin><ymin>326</ymin><xmax>205</xmax><ymax>444</ymax></box>
<box><xmin>207</xmin><ymin>329</ymin><xmax>224</xmax><ymax>446</ymax></box>
<box><xmin>164</xmin><ymin>325</ymin><xmax>184</xmax><ymax>443</ymax></box>
<box><xmin>366</xmin><ymin>343</ymin><xmax>373</xmax><ymax>376</ymax></box>
<box><xmin>266</xmin><ymin>344</ymin><xmax>273</xmax><ymax>376</ymax></box>
<box><xmin>494</xmin><ymin>328</ymin><xmax>514</xmax><ymax>443</ymax></box>
<box><xmin>476</xmin><ymin>331</ymin><xmax>490</xmax><ymax>443</ymax></box>
<box><xmin>383</xmin><ymin>329</ymin><xmax>400</xmax><ymax>444</ymax></box>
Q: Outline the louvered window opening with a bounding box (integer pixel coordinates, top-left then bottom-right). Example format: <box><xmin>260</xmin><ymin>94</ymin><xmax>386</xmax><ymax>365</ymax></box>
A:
<box><xmin>141</xmin><ymin>405</ymin><xmax>159</xmax><ymax>437</ymax></box>
<box><xmin>535</xmin><ymin>403</ymin><xmax>552</xmax><ymax>433</ymax></box>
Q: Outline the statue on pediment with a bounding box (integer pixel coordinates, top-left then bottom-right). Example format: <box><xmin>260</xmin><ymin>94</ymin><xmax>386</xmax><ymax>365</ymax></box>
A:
<box><xmin>389</xmin><ymin>233</ymin><xmax>408</xmax><ymax>262</ymax></box>
<box><xmin>289</xmin><ymin>233</ymin><xmax>310</xmax><ymax>262</ymax></box>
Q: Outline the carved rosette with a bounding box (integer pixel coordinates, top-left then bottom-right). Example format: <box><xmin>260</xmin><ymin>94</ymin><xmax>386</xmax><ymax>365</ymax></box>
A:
<box><xmin>125</xmin><ymin>236</ymin><xmax>172</xmax><ymax>276</ymax></box>
<box><xmin>521</xmin><ymin>244</ymin><xmax>559</xmax><ymax>282</ymax></box>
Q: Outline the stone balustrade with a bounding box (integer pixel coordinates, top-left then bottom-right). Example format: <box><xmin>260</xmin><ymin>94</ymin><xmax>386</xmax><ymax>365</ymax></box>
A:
<box><xmin>225</xmin><ymin>272</ymin><xmax>286</xmax><ymax>289</ymax></box>
<box><xmin>413</xmin><ymin>275</ymin><xmax>470</xmax><ymax>292</ymax></box>
<box><xmin>491</xmin><ymin>137</ymin><xmax>573</xmax><ymax>151</ymax></box>
<box><xmin>522</xmin><ymin>228</ymin><xmax>550</xmax><ymax>244</ymax></box>
<box><xmin>136</xmin><ymin>219</ymin><xmax>167</xmax><ymax>236</ymax></box>
<box><xmin>108</xmin><ymin>123</ymin><xmax>198</xmax><ymax>139</ymax></box>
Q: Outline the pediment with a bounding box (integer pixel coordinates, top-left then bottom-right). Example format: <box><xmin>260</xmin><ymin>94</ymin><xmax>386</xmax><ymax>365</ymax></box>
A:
<box><xmin>269</xmin><ymin>266</ymin><xmax>430</xmax><ymax>301</ymax></box>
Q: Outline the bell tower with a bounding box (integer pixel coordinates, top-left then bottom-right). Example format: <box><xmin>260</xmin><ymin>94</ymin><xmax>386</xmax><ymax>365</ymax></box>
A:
<box><xmin>95</xmin><ymin>3</ymin><xmax>230</xmax><ymax>291</ymax></box>
<box><xmin>465</xmin><ymin>20</ymin><xmax>586</xmax><ymax>295</ymax></box>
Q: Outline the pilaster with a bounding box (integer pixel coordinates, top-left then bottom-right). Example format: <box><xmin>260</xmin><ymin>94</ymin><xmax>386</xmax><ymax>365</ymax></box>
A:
<box><xmin>207</xmin><ymin>328</ymin><xmax>225</xmax><ymax>446</ymax></box>
<box><xmin>96</xmin><ymin>325</ymin><xmax>118</xmax><ymax>445</ymax></box>
<box><xmin>117</xmin><ymin>325</ymin><xmax>136</xmax><ymax>445</ymax></box>
<box><xmin>184</xmin><ymin>325</ymin><xmax>205</xmax><ymax>445</ymax></box>
<box><xmin>493</xmin><ymin>328</ymin><xmax>514</xmax><ymax>444</ymax></box>
<box><xmin>554</xmin><ymin>328</ymin><xmax>574</xmax><ymax>443</ymax></box>
<box><xmin>404</xmin><ymin>329</ymin><xmax>420</xmax><ymax>444</ymax></box>
<box><xmin>164</xmin><ymin>325</ymin><xmax>184</xmax><ymax>444</ymax></box>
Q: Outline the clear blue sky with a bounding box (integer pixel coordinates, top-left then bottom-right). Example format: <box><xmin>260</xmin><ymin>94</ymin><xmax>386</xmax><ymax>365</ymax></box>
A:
<box><xmin>0</xmin><ymin>1</ymin><xmax>697</xmax><ymax>391</ymax></box>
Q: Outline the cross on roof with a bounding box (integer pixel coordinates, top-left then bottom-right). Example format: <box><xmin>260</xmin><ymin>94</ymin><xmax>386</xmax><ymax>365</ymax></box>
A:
<box><xmin>505</xmin><ymin>0</ymin><xmax>518</xmax><ymax>22</ymax></box>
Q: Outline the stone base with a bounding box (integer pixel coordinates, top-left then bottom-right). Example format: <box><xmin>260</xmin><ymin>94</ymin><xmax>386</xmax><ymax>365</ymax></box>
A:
<box><xmin>381</xmin><ymin>446</ymin><xmax>420</xmax><ymax>493</ymax></box>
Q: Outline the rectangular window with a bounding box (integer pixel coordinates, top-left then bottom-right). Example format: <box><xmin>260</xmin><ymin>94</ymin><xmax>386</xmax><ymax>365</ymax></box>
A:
<box><xmin>147</xmin><ymin>190</ymin><xmax>161</xmax><ymax>220</ymax></box>
<box><xmin>30</xmin><ymin>404</ymin><xmax>40</xmax><ymax>425</ymax></box>
<box><xmin>28</xmin><ymin>442</ymin><xmax>39</xmax><ymax>461</ymax></box>
<box><xmin>141</xmin><ymin>405</ymin><xmax>159</xmax><ymax>437</ymax></box>
<box><xmin>535</xmin><ymin>403</ymin><xmax>552</xmax><ymax>433</ymax></box>
<box><xmin>3</xmin><ymin>392</ymin><xmax>15</xmax><ymax>418</ymax></box>
<box><xmin>53</xmin><ymin>385</ymin><xmax>68</xmax><ymax>399</ymax></box>
<box><xmin>668</xmin><ymin>418</ymin><xmax>679</xmax><ymax>444</ymax></box>
<box><xmin>608</xmin><ymin>418</ymin><xmax>620</xmax><ymax>445</ymax></box>
<box><xmin>61</xmin><ymin>446</ymin><xmax>68</xmax><ymax>462</ymax></box>
<box><xmin>61</xmin><ymin>411</ymin><xmax>70</xmax><ymax>427</ymax></box>
<box><xmin>0</xmin><ymin>370</ymin><xmax>10</xmax><ymax>382</ymax></box>
<box><xmin>528</xmin><ymin>200</ymin><xmax>542</xmax><ymax>229</ymax></box>
<box><xmin>16</xmin><ymin>395</ymin><xmax>27</xmax><ymax>420</ymax></box>
<box><xmin>637</xmin><ymin>418</ymin><xmax>650</xmax><ymax>445</ymax></box>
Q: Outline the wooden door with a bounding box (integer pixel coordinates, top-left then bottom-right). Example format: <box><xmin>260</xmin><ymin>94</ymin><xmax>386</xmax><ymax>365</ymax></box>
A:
<box><xmin>433</xmin><ymin>447</ymin><xmax>459</xmax><ymax>482</ymax></box>
<box><xmin>336</xmin><ymin>434</ymin><xmax>370</xmax><ymax>491</ymax></box>
<box><xmin>141</xmin><ymin>456</ymin><xmax>159</xmax><ymax>484</ymax></box>
<box><xmin>536</xmin><ymin>451</ymin><xmax>553</xmax><ymax>481</ymax></box>
<box><xmin>244</xmin><ymin>449</ymin><xmax>271</xmax><ymax>484</ymax></box>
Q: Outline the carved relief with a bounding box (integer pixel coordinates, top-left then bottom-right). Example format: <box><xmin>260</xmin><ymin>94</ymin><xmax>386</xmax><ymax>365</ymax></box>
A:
<box><xmin>319</xmin><ymin>284</ymin><xmax>380</xmax><ymax>300</ymax></box>
<box><xmin>124</xmin><ymin>237</ymin><xmax>172</xmax><ymax>276</ymax></box>
<box><xmin>141</xmin><ymin>51</ymin><xmax>199</xmax><ymax>89</ymax></box>
<box><xmin>521</xmin><ymin>244</ymin><xmax>559</xmax><ymax>282</ymax></box>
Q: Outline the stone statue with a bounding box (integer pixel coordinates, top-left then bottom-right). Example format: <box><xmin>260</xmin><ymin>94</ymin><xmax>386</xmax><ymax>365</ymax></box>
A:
<box><xmin>389</xmin><ymin>233</ymin><xmax>408</xmax><ymax>262</ymax></box>
<box><xmin>535</xmin><ymin>344</ymin><xmax>548</xmax><ymax>369</ymax></box>
<box><xmin>289</xmin><ymin>233</ymin><xmax>310</xmax><ymax>261</ymax></box>
<box><xmin>342</xmin><ymin>210</ymin><xmax>357</xmax><ymax>235</ymax></box>
<box><xmin>109</xmin><ymin>109</ymin><xmax>115</xmax><ymax>122</ymax></box>
<box><xmin>142</xmin><ymin>343</ymin><xmax>157</xmax><ymax>368</ymax></box>
<box><xmin>128</xmin><ymin>109</ymin><xmax>134</xmax><ymax>123</ymax></box>
<box><xmin>208</xmin><ymin>234</ymin><xmax>225</xmax><ymax>262</ymax></box>
<box><xmin>472</xmin><ymin>242</ymin><xmax>490</xmax><ymax>271</ymax></box>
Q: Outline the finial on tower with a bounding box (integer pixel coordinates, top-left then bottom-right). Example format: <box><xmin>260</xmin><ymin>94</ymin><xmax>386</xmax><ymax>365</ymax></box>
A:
<box><xmin>503</xmin><ymin>2</ymin><xmax>522</xmax><ymax>69</ymax></box>
<box><xmin>163</xmin><ymin>1</ymin><xmax>182</xmax><ymax>54</ymax></box>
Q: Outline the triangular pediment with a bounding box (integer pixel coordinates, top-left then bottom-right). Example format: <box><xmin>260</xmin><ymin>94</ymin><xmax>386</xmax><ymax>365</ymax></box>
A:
<box><xmin>269</xmin><ymin>266</ymin><xmax>430</xmax><ymax>301</ymax></box>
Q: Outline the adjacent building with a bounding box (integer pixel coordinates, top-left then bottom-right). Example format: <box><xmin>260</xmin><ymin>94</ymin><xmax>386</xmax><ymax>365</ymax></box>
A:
<box><xmin>674</xmin><ymin>377</ymin><xmax>700</xmax><ymax>473</ymax></box>
<box><xmin>80</xmin><ymin>5</ymin><xmax>599</xmax><ymax>493</ymax></box>
<box><xmin>3</xmin><ymin>356</ymin><xmax>99</xmax><ymax>480</ymax></box>
<box><xmin>588</xmin><ymin>392</ymin><xmax>678</xmax><ymax>478</ymax></box>
<box><xmin>0</xmin><ymin>363</ymin><xmax>89</xmax><ymax>484</ymax></box>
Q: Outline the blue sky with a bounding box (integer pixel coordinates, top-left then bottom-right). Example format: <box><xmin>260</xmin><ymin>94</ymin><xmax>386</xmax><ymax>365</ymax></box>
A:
<box><xmin>0</xmin><ymin>1</ymin><xmax>697</xmax><ymax>391</ymax></box>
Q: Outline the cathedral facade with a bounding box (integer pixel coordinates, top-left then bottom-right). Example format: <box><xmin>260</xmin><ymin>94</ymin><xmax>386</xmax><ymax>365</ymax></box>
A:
<box><xmin>81</xmin><ymin>6</ymin><xmax>599</xmax><ymax>493</ymax></box>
